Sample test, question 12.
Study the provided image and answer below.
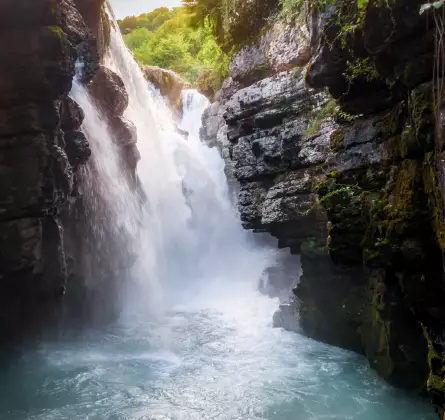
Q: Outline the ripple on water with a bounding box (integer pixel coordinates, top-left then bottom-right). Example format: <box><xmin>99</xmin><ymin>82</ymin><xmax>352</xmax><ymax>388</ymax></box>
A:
<box><xmin>0</xmin><ymin>293</ymin><xmax>437</xmax><ymax>420</ymax></box>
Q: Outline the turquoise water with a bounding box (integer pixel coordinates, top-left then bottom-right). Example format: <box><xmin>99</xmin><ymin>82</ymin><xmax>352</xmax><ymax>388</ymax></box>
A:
<box><xmin>0</xmin><ymin>291</ymin><xmax>436</xmax><ymax>420</ymax></box>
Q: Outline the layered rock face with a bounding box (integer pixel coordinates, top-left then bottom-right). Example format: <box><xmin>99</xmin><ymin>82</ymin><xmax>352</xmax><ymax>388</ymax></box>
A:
<box><xmin>0</xmin><ymin>0</ymin><xmax>96</xmax><ymax>342</ymax></box>
<box><xmin>0</xmin><ymin>0</ymin><xmax>137</xmax><ymax>343</ymax></box>
<box><xmin>304</xmin><ymin>0</ymin><xmax>445</xmax><ymax>406</ymax></box>
<box><xmin>202</xmin><ymin>1</ymin><xmax>445</xmax><ymax>412</ymax></box>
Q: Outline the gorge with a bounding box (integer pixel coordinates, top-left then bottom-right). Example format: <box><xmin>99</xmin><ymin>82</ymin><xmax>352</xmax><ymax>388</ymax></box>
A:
<box><xmin>0</xmin><ymin>0</ymin><xmax>443</xmax><ymax>418</ymax></box>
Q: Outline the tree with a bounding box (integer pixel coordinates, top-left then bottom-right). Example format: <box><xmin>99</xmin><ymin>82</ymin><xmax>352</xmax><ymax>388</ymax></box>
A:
<box><xmin>182</xmin><ymin>0</ymin><xmax>281</xmax><ymax>52</ymax></box>
<box><xmin>121</xmin><ymin>5</ymin><xmax>230</xmax><ymax>95</ymax></box>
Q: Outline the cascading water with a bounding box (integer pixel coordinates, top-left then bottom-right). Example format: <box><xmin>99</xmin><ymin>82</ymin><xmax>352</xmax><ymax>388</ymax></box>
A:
<box><xmin>103</xmin><ymin>26</ymin><xmax>277</xmax><ymax>307</ymax></box>
<box><xmin>0</xmin><ymin>11</ymin><xmax>437</xmax><ymax>420</ymax></box>
<box><xmin>69</xmin><ymin>79</ymin><xmax>140</xmax><ymax>293</ymax></box>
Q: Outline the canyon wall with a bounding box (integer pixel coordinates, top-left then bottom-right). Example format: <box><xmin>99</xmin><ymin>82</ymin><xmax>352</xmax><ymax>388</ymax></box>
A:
<box><xmin>202</xmin><ymin>0</ymin><xmax>445</xmax><ymax>413</ymax></box>
<box><xmin>0</xmin><ymin>0</ymin><xmax>138</xmax><ymax>343</ymax></box>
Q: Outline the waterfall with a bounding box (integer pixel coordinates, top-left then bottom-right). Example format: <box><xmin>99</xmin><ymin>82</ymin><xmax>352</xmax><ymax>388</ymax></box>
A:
<box><xmin>71</xmin><ymin>18</ymin><xmax>278</xmax><ymax>318</ymax></box>
<box><xmin>69</xmin><ymin>80</ymin><xmax>159</xmax><ymax>321</ymax></box>
<box><xmin>106</xmin><ymin>24</ymin><xmax>277</xmax><ymax>306</ymax></box>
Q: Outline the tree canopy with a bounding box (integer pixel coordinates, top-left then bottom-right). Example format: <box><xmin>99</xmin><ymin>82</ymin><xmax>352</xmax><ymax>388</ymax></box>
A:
<box><xmin>118</xmin><ymin>7</ymin><xmax>229</xmax><ymax>98</ymax></box>
<box><xmin>182</xmin><ymin>0</ymin><xmax>281</xmax><ymax>52</ymax></box>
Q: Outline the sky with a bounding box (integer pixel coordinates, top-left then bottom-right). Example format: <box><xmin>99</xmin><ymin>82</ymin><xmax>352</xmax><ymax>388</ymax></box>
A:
<box><xmin>110</xmin><ymin>0</ymin><xmax>182</xmax><ymax>19</ymax></box>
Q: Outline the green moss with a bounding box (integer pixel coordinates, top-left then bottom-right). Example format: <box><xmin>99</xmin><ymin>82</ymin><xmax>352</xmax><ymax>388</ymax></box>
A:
<box><xmin>422</xmin><ymin>326</ymin><xmax>445</xmax><ymax>401</ymax></box>
<box><xmin>101</xmin><ymin>6</ymin><xmax>112</xmax><ymax>54</ymax></box>
<box><xmin>423</xmin><ymin>154</ymin><xmax>445</xmax><ymax>250</ymax></box>
<box><xmin>384</xmin><ymin>160</ymin><xmax>416</xmax><ymax>235</ymax></box>
<box><xmin>314</xmin><ymin>175</ymin><xmax>333</xmax><ymax>195</ymax></box>
<box><xmin>327</xmin><ymin>170</ymin><xmax>339</xmax><ymax>179</ymax></box>
<box><xmin>304</xmin><ymin>98</ymin><xmax>337</xmax><ymax>136</ymax></box>
<box><xmin>48</xmin><ymin>25</ymin><xmax>65</xmax><ymax>40</ymax></box>
<box><xmin>411</xmin><ymin>84</ymin><xmax>435</xmax><ymax>146</ymax></box>
<box><xmin>330</xmin><ymin>127</ymin><xmax>346</xmax><ymax>152</ymax></box>
<box><xmin>307</xmin><ymin>184</ymin><xmax>362</xmax><ymax>216</ymax></box>
<box><xmin>359</xmin><ymin>271</ymin><xmax>394</xmax><ymax>378</ymax></box>
<box><xmin>384</xmin><ymin>128</ymin><xmax>415</xmax><ymax>162</ymax></box>
<box><xmin>49</xmin><ymin>0</ymin><xmax>56</xmax><ymax>15</ymax></box>
<box><xmin>362</xmin><ymin>161</ymin><xmax>421</xmax><ymax>268</ymax></box>
<box><xmin>313</xmin><ymin>173</ymin><xmax>366</xmax><ymax>265</ymax></box>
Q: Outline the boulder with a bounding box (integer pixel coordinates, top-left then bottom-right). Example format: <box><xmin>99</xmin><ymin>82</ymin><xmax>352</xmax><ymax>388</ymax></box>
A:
<box><xmin>89</xmin><ymin>65</ymin><xmax>129</xmax><ymax>115</ymax></box>
<box><xmin>142</xmin><ymin>66</ymin><xmax>186</xmax><ymax>113</ymax></box>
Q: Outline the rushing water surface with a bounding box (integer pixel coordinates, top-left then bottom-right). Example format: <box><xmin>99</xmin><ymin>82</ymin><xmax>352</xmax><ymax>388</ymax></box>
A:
<box><xmin>0</xmin><ymin>8</ymin><xmax>437</xmax><ymax>419</ymax></box>
<box><xmin>0</xmin><ymin>293</ymin><xmax>436</xmax><ymax>420</ymax></box>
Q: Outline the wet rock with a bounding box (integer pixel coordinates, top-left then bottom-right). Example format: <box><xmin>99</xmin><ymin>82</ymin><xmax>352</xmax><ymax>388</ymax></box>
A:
<box><xmin>142</xmin><ymin>66</ymin><xmax>185</xmax><ymax>113</ymax></box>
<box><xmin>123</xmin><ymin>143</ymin><xmax>141</xmax><ymax>172</ymax></box>
<box><xmin>64</xmin><ymin>130</ymin><xmax>91</xmax><ymax>168</ymax></box>
<box><xmin>259</xmin><ymin>253</ymin><xmax>301</xmax><ymax>301</ymax></box>
<box><xmin>109</xmin><ymin>116</ymin><xmax>137</xmax><ymax>146</ymax></box>
<box><xmin>88</xmin><ymin>65</ymin><xmax>139</xmax><ymax>178</ymax></box>
<box><xmin>61</xmin><ymin>97</ymin><xmax>85</xmax><ymax>131</ymax></box>
<box><xmin>0</xmin><ymin>101</ymin><xmax>61</xmax><ymax>137</ymax></box>
<box><xmin>75</xmin><ymin>0</ymin><xmax>111</xmax><ymax>61</ymax></box>
<box><xmin>89</xmin><ymin>66</ymin><xmax>128</xmax><ymax>115</ymax></box>
<box><xmin>273</xmin><ymin>300</ymin><xmax>301</xmax><ymax>332</ymax></box>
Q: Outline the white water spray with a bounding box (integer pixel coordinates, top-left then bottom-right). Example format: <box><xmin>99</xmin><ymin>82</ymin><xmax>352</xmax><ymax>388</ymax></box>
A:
<box><xmin>69</xmin><ymin>79</ymin><xmax>162</xmax><ymax>320</ymax></box>
<box><xmin>101</xmin><ymin>24</ymin><xmax>277</xmax><ymax>309</ymax></box>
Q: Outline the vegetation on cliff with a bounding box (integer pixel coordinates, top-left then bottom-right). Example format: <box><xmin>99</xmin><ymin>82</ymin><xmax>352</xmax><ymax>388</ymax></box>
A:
<box><xmin>118</xmin><ymin>7</ymin><xmax>229</xmax><ymax>97</ymax></box>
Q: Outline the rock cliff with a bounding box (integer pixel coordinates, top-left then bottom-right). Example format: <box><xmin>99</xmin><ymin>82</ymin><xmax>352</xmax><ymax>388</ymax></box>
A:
<box><xmin>0</xmin><ymin>0</ymin><xmax>137</xmax><ymax>343</ymax></box>
<box><xmin>202</xmin><ymin>1</ymin><xmax>445</xmax><ymax>414</ymax></box>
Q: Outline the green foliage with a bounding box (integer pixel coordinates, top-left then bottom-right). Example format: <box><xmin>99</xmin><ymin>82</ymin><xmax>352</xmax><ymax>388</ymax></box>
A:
<box><xmin>345</xmin><ymin>57</ymin><xmax>379</xmax><ymax>83</ymax></box>
<box><xmin>180</xmin><ymin>0</ymin><xmax>372</xmax><ymax>58</ymax></box>
<box><xmin>118</xmin><ymin>7</ymin><xmax>174</xmax><ymax>34</ymax></box>
<box><xmin>119</xmin><ymin>7</ymin><xmax>229</xmax><ymax>92</ymax></box>
<box><xmin>182</xmin><ymin>0</ymin><xmax>281</xmax><ymax>52</ymax></box>
<box><xmin>279</xmin><ymin>0</ymin><xmax>307</xmax><ymax>20</ymax></box>
<box><xmin>306</xmin><ymin>184</ymin><xmax>362</xmax><ymax>216</ymax></box>
<box><xmin>304</xmin><ymin>98</ymin><xmax>337</xmax><ymax>136</ymax></box>
<box><xmin>338</xmin><ymin>109</ymin><xmax>357</xmax><ymax>122</ymax></box>
<box><xmin>48</xmin><ymin>25</ymin><xmax>64</xmax><ymax>40</ymax></box>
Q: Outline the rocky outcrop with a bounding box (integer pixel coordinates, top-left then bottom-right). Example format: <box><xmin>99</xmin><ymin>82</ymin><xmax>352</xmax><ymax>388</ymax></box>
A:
<box><xmin>75</xmin><ymin>0</ymin><xmax>111</xmax><ymax>60</ymax></box>
<box><xmin>230</xmin><ymin>21</ymin><xmax>311</xmax><ymax>86</ymax></box>
<box><xmin>201</xmin><ymin>22</ymin><xmax>313</xmax><ymax>197</ymax></box>
<box><xmin>302</xmin><ymin>0</ymin><xmax>445</xmax><ymax>406</ymax></box>
<box><xmin>142</xmin><ymin>66</ymin><xmax>187</xmax><ymax>115</ymax></box>
<box><xmin>203</xmin><ymin>0</ymin><xmax>445</xmax><ymax>414</ymax></box>
<box><xmin>0</xmin><ymin>0</ymin><xmax>102</xmax><ymax>342</ymax></box>
<box><xmin>89</xmin><ymin>65</ymin><xmax>140</xmax><ymax>177</ymax></box>
<box><xmin>0</xmin><ymin>0</ymin><xmax>138</xmax><ymax>343</ymax></box>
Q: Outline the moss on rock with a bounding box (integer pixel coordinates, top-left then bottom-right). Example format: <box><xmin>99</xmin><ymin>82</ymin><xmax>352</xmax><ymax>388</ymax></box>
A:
<box><xmin>423</xmin><ymin>153</ymin><xmax>445</xmax><ymax>250</ymax></box>
<box><xmin>411</xmin><ymin>83</ymin><xmax>435</xmax><ymax>150</ymax></box>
